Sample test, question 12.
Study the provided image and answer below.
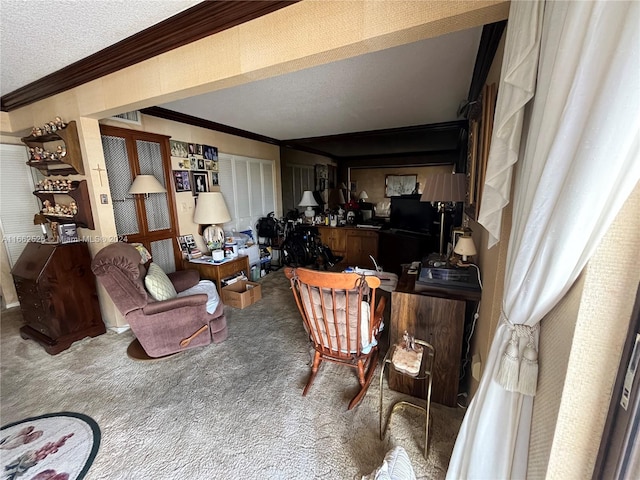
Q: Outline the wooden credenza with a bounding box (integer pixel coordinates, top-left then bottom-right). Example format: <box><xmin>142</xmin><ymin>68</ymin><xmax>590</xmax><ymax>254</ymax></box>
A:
<box><xmin>11</xmin><ymin>241</ymin><xmax>105</xmax><ymax>354</ymax></box>
<box><xmin>316</xmin><ymin>226</ymin><xmax>378</xmax><ymax>268</ymax></box>
<box><xmin>389</xmin><ymin>268</ymin><xmax>481</xmax><ymax>406</ymax></box>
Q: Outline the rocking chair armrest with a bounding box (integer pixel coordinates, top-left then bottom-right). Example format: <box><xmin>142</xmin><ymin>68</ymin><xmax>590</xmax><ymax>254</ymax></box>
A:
<box><xmin>142</xmin><ymin>294</ymin><xmax>208</xmax><ymax>315</ymax></box>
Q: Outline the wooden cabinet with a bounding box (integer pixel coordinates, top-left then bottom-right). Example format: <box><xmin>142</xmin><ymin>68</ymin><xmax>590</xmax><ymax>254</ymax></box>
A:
<box><xmin>316</xmin><ymin>226</ymin><xmax>379</xmax><ymax>267</ymax></box>
<box><xmin>316</xmin><ymin>226</ymin><xmax>346</xmax><ymax>262</ymax></box>
<box><xmin>345</xmin><ymin>228</ymin><xmax>378</xmax><ymax>268</ymax></box>
<box><xmin>11</xmin><ymin>242</ymin><xmax>105</xmax><ymax>355</ymax></box>
<box><xmin>389</xmin><ymin>269</ymin><xmax>481</xmax><ymax>407</ymax></box>
<box><xmin>21</xmin><ymin>121</ymin><xmax>84</xmax><ymax>176</ymax></box>
<box><xmin>33</xmin><ymin>180</ymin><xmax>94</xmax><ymax>229</ymax></box>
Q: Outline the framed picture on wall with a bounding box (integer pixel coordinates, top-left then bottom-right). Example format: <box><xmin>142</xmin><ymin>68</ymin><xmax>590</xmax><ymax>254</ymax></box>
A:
<box><xmin>385</xmin><ymin>174</ymin><xmax>417</xmax><ymax>197</ymax></box>
<box><xmin>203</xmin><ymin>145</ymin><xmax>218</xmax><ymax>161</ymax></box>
<box><xmin>173</xmin><ymin>170</ymin><xmax>191</xmax><ymax>192</ymax></box>
<box><xmin>465</xmin><ymin>83</ymin><xmax>497</xmax><ymax>220</ymax></box>
<box><xmin>210</xmin><ymin>172</ymin><xmax>219</xmax><ymax>186</ymax></box>
<box><xmin>170</xmin><ymin>140</ymin><xmax>189</xmax><ymax>158</ymax></box>
<box><xmin>192</xmin><ymin>171</ymin><xmax>209</xmax><ymax>196</ymax></box>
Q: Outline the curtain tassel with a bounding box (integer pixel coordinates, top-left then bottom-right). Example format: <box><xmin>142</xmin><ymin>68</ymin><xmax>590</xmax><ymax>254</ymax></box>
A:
<box><xmin>497</xmin><ymin>331</ymin><xmax>520</xmax><ymax>391</ymax></box>
<box><xmin>518</xmin><ymin>340</ymin><xmax>538</xmax><ymax>396</ymax></box>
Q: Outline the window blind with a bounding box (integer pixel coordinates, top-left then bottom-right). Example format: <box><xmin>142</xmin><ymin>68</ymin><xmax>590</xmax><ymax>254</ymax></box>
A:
<box><xmin>0</xmin><ymin>144</ymin><xmax>44</xmax><ymax>267</ymax></box>
<box><xmin>218</xmin><ymin>153</ymin><xmax>276</xmax><ymax>237</ymax></box>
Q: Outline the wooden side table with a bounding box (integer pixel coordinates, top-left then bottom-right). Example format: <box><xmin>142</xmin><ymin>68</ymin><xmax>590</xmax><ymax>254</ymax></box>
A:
<box><xmin>182</xmin><ymin>255</ymin><xmax>250</xmax><ymax>292</ymax></box>
<box><xmin>389</xmin><ymin>266</ymin><xmax>481</xmax><ymax>407</ymax></box>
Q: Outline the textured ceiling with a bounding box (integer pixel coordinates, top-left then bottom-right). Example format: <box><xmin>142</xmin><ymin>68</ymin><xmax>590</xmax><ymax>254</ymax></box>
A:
<box><xmin>160</xmin><ymin>27</ymin><xmax>481</xmax><ymax>140</ymax></box>
<box><xmin>1</xmin><ymin>0</ymin><xmax>482</xmax><ymax>146</ymax></box>
<box><xmin>0</xmin><ymin>0</ymin><xmax>201</xmax><ymax>96</ymax></box>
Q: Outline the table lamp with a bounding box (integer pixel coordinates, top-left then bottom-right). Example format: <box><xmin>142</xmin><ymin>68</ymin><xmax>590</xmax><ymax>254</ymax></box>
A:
<box><xmin>420</xmin><ymin>173</ymin><xmax>466</xmax><ymax>257</ymax></box>
<box><xmin>298</xmin><ymin>190</ymin><xmax>319</xmax><ymax>219</ymax></box>
<box><xmin>358</xmin><ymin>190</ymin><xmax>369</xmax><ymax>202</ymax></box>
<box><xmin>454</xmin><ymin>235</ymin><xmax>477</xmax><ymax>262</ymax></box>
<box><xmin>128</xmin><ymin>175</ymin><xmax>166</xmax><ymax>199</ymax></box>
<box><xmin>193</xmin><ymin>192</ymin><xmax>231</xmax><ymax>253</ymax></box>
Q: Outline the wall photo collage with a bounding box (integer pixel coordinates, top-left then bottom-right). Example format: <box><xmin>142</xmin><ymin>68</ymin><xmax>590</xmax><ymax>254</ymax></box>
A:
<box><xmin>170</xmin><ymin>140</ymin><xmax>219</xmax><ymax>196</ymax></box>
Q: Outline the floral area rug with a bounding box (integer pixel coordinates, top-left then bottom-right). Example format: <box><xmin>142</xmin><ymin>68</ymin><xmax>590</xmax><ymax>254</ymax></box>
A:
<box><xmin>0</xmin><ymin>412</ymin><xmax>100</xmax><ymax>480</ymax></box>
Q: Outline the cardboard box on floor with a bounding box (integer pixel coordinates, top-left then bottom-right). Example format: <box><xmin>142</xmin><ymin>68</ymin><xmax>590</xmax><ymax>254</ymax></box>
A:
<box><xmin>221</xmin><ymin>280</ymin><xmax>262</xmax><ymax>309</ymax></box>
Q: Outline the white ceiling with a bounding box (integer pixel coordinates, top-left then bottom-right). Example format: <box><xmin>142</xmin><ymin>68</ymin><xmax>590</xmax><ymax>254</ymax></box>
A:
<box><xmin>1</xmin><ymin>0</ymin><xmax>481</xmax><ymax>141</ymax></box>
<box><xmin>160</xmin><ymin>28</ymin><xmax>481</xmax><ymax>140</ymax></box>
<box><xmin>0</xmin><ymin>0</ymin><xmax>201</xmax><ymax>95</ymax></box>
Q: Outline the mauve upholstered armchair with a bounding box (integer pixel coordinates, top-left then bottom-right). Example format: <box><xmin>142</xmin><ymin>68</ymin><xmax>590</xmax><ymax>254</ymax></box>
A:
<box><xmin>91</xmin><ymin>242</ymin><xmax>227</xmax><ymax>359</ymax></box>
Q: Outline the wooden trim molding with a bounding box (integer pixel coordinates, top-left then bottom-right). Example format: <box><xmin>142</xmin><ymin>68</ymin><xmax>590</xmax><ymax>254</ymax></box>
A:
<box><xmin>1</xmin><ymin>1</ymin><xmax>298</xmax><ymax>112</ymax></box>
<box><xmin>461</xmin><ymin>20</ymin><xmax>506</xmax><ymax>116</ymax></box>
<box><xmin>141</xmin><ymin>107</ymin><xmax>281</xmax><ymax>146</ymax></box>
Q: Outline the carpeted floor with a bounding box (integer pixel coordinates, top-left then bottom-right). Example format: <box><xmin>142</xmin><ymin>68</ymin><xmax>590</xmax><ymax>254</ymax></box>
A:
<box><xmin>1</xmin><ymin>269</ymin><xmax>463</xmax><ymax>479</ymax></box>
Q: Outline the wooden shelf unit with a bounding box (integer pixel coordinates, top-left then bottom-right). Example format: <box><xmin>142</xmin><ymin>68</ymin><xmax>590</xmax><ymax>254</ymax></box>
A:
<box><xmin>33</xmin><ymin>180</ymin><xmax>94</xmax><ymax>229</ymax></box>
<box><xmin>22</xmin><ymin>121</ymin><xmax>84</xmax><ymax>176</ymax></box>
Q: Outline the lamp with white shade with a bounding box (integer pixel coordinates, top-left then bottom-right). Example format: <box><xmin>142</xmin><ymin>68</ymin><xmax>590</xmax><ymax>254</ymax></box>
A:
<box><xmin>420</xmin><ymin>173</ymin><xmax>466</xmax><ymax>257</ymax></box>
<box><xmin>298</xmin><ymin>190</ymin><xmax>319</xmax><ymax>219</ymax></box>
<box><xmin>193</xmin><ymin>192</ymin><xmax>231</xmax><ymax>253</ymax></box>
<box><xmin>128</xmin><ymin>175</ymin><xmax>166</xmax><ymax>199</ymax></box>
<box><xmin>358</xmin><ymin>190</ymin><xmax>369</xmax><ymax>201</ymax></box>
<box><xmin>454</xmin><ymin>236</ymin><xmax>477</xmax><ymax>263</ymax></box>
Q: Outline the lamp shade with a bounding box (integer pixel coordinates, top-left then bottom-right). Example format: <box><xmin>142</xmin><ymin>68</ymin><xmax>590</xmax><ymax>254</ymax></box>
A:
<box><xmin>193</xmin><ymin>192</ymin><xmax>231</xmax><ymax>224</ymax></box>
<box><xmin>298</xmin><ymin>190</ymin><xmax>319</xmax><ymax>207</ymax></box>
<box><xmin>358</xmin><ymin>190</ymin><xmax>369</xmax><ymax>200</ymax></box>
<box><xmin>454</xmin><ymin>236</ymin><xmax>477</xmax><ymax>261</ymax></box>
<box><xmin>128</xmin><ymin>175</ymin><xmax>166</xmax><ymax>195</ymax></box>
<box><xmin>337</xmin><ymin>189</ymin><xmax>346</xmax><ymax>205</ymax></box>
<box><xmin>420</xmin><ymin>173</ymin><xmax>466</xmax><ymax>203</ymax></box>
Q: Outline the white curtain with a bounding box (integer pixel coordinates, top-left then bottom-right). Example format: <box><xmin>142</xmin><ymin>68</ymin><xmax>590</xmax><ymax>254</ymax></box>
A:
<box><xmin>448</xmin><ymin>1</ymin><xmax>640</xmax><ymax>478</ymax></box>
<box><xmin>477</xmin><ymin>2</ymin><xmax>544</xmax><ymax>248</ymax></box>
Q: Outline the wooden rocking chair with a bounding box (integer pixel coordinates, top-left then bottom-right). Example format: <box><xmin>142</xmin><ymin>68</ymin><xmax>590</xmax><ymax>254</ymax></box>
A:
<box><xmin>286</xmin><ymin>267</ymin><xmax>386</xmax><ymax>409</ymax></box>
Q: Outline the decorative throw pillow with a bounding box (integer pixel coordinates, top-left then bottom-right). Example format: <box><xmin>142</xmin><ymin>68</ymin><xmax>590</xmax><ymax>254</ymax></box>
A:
<box><xmin>144</xmin><ymin>262</ymin><xmax>177</xmax><ymax>301</ymax></box>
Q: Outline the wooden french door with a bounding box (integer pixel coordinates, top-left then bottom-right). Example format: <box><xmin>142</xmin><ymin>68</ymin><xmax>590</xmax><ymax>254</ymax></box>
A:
<box><xmin>100</xmin><ymin>125</ymin><xmax>181</xmax><ymax>272</ymax></box>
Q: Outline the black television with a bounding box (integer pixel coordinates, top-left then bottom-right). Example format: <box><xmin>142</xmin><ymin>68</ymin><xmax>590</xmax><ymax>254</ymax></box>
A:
<box><xmin>390</xmin><ymin>195</ymin><xmax>438</xmax><ymax>234</ymax></box>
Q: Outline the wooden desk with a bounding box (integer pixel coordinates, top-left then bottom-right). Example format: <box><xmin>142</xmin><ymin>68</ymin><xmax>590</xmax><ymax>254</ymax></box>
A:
<box><xmin>389</xmin><ymin>267</ymin><xmax>481</xmax><ymax>407</ymax></box>
<box><xmin>183</xmin><ymin>255</ymin><xmax>250</xmax><ymax>292</ymax></box>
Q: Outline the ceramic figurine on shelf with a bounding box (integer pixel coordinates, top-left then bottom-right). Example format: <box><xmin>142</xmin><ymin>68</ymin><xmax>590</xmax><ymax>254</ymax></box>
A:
<box><xmin>70</xmin><ymin>201</ymin><xmax>78</xmax><ymax>215</ymax></box>
<box><xmin>49</xmin><ymin>222</ymin><xmax>59</xmax><ymax>243</ymax></box>
<box><xmin>48</xmin><ymin>122</ymin><xmax>57</xmax><ymax>132</ymax></box>
<box><xmin>43</xmin><ymin>123</ymin><xmax>52</xmax><ymax>134</ymax></box>
<box><xmin>57</xmin><ymin>145</ymin><xmax>66</xmax><ymax>157</ymax></box>
<box><xmin>54</xmin><ymin>117</ymin><xmax>66</xmax><ymax>129</ymax></box>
